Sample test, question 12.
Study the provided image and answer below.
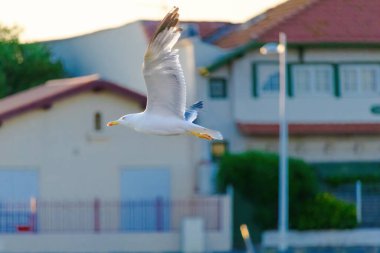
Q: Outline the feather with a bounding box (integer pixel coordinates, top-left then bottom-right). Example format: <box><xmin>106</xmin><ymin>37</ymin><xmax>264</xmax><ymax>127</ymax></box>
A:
<box><xmin>143</xmin><ymin>6</ymin><xmax>186</xmax><ymax>118</ymax></box>
<box><xmin>184</xmin><ymin>101</ymin><xmax>203</xmax><ymax>122</ymax></box>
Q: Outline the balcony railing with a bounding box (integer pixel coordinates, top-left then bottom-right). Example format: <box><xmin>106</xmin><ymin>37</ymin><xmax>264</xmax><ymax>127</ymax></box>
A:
<box><xmin>0</xmin><ymin>197</ymin><xmax>223</xmax><ymax>234</ymax></box>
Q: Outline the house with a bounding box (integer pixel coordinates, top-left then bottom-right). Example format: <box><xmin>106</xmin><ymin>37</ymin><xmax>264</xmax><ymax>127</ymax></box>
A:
<box><xmin>0</xmin><ymin>75</ymin><xmax>231</xmax><ymax>252</ymax></box>
<box><xmin>199</xmin><ymin>0</ymin><xmax>380</xmax><ymax>167</ymax></box>
<box><xmin>193</xmin><ymin>0</ymin><xmax>380</xmax><ymax>247</ymax></box>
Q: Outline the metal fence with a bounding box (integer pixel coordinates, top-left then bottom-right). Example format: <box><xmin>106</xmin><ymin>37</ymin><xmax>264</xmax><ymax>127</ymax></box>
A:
<box><xmin>0</xmin><ymin>197</ymin><xmax>223</xmax><ymax>233</ymax></box>
<box><xmin>329</xmin><ymin>182</ymin><xmax>380</xmax><ymax>227</ymax></box>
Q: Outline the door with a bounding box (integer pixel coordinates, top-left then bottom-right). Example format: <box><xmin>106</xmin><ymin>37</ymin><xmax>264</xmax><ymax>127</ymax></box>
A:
<box><xmin>0</xmin><ymin>169</ymin><xmax>38</xmax><ymax>233</ymax></box>
<box><xmin>120</xmin><ymin>168</ymin><xmax>170</xmax><ymax>231</ymax></box>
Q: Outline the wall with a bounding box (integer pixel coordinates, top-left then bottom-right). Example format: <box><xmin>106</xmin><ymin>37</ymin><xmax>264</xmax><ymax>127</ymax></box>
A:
<box><xmin>246</xmin><ymin>135</ymin><xmax>380</xmax><ymax>162</ymax></box>
<box><xmin>231</xmin><ymin>48</ymin><xmax>380</xmax><ymax>123</ymax></box>
<box><xmin>45</xmin><ymin>22</ymin><xmax>148</xmax><ymax>94</ymax></box>
<box><xmin>263</xmin><ymin>229</ymin><xmax>380</xmax><ymax>247</ymax></box>
<box><xmin>0</xmin><ymin>90</ymin><xmax>194</xmax><ymax>200</ymax></box>
<box><xmin>192</xmin><ymin>38</ymin><xmax>247</xmax><ymax>154</ymax></box>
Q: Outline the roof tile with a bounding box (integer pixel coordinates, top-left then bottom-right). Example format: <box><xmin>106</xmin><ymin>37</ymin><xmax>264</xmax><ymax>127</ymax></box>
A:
<box><xmin>215</xmin><ymin>0</ymin><xmax>380</xmax><ymax>48</ymax></box>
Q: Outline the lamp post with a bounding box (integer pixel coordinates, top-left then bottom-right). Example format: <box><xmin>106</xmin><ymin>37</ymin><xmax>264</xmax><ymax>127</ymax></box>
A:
<box><xmin>260</xmin><ymin>32</ymin><xmax>288</xmax><ymax>253</ymax></box>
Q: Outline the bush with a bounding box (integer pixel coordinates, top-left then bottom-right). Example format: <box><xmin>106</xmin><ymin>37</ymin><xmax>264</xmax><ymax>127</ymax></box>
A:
<box><xmin>217</xmin><ymin>150</ymin><xmax>318</xmax><ymax>230</ymax></box>
<box><xmin>217</xmin><ymin>150</ymin><xmax>357</xmax><ymax>231</ymax></box>
<box><xmin>296</xmin><ymin>192</ymin><xmax>357</xmax><ymax>229</ymax></box>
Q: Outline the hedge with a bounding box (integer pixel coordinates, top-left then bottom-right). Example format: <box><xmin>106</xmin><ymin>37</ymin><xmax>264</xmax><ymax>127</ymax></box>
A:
<box><xmin>217</xmin><ymin>150</ymin><xmax>357</xmax><ymax>232</ymax></box>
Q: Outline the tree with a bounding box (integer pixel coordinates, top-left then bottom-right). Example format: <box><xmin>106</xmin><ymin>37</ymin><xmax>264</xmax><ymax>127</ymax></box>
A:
<box><xmin>0</xmin><ymin>24</ymin><xmax>65</xmax><ymax>98</ymax></box>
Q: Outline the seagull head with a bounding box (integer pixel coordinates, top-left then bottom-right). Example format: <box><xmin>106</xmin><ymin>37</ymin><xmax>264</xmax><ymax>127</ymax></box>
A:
<box><xmin>107</xmin><ymin>114</ymin><xmax>134</xmax><ymax>127</ymax></box>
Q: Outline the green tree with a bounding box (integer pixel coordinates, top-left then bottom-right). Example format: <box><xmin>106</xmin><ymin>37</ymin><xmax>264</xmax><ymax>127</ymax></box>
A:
<box><xmin>0</xmin><ymin>24</ymin><xmax>65</xmax><ymax>98</ymax></box>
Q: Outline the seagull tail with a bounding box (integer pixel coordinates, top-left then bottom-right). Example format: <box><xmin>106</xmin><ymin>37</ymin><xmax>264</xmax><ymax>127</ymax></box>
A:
<box><xmin>187</xmin><ymin>124</ymin><xmax>223</xmax><ymax>141</ymax></box>
<box><xmin>185</xmin><ymin>101</ymin><xmax>203</xmax><ymax>122</ymax></box>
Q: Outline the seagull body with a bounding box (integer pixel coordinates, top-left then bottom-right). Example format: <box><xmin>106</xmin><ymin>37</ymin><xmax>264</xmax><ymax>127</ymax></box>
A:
<box><xmin>107</xmin><ymin>7</ymin><xmax>223</xmax><ymax>141</ymax></box>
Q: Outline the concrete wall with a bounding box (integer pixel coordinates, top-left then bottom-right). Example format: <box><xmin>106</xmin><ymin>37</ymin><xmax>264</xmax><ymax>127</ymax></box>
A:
<box><xmin>263</xmin><ymin>229</ymin><xmax>380</xmax><ymax>247</ymax></box>
<box><xmin>0</xmin><ymin>195</ymin><xmax>231</xmax><ymax>253</ymax></box>
<box><xmin>0</xmin><ymin>90</ymin><xmax>195</xmax><ymax>200</ymax></box>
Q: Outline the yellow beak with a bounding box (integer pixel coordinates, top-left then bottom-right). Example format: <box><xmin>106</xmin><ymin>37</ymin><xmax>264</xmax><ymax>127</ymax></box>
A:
<box><xmin>107</xmin><ymin>121</ymin><xmax>120</xmax><ymax>127</ymax></box>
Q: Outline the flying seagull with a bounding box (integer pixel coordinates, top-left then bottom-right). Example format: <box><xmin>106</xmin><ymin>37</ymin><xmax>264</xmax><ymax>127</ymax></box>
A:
<box><xmin>107</xmin><ymin>7</ymin><xmax>223</xmax><ymax>141</ymax></box>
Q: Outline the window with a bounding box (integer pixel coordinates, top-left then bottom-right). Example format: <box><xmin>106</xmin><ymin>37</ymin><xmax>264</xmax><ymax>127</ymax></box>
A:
<box><xmin>340</xmin><ymin>64</ymin><xmax>380</xmax><ymax>96</ymax></box>
<box><xmin>94</xmin><ymin>112</ymin><xmax>102</xmax><ymax>131</ymax></box>
<box><xmin>292</xmin><ymin>65</ymin><xmax>333</xmax><ymax>96</ymax></box>
<box><xmin>120</xmin><ymin>168</ymin><xmax>170</xmax><ymax>231</ymax></box>
<box><xmin>256</xmin><ymin>64</ymin><xmax>279</xmax><ymax>96</ymax></box>
<box><xmin>209</xmin><ymin>78</ymin><xmax>227</xmax><ymax>98</ymax></box>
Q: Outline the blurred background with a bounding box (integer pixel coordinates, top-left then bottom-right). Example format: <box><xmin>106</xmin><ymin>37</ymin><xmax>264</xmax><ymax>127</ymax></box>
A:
<box><xmin>1</xmin><ymin>0</ymin><xmax>380</xmax><ymax>253</ymax></box>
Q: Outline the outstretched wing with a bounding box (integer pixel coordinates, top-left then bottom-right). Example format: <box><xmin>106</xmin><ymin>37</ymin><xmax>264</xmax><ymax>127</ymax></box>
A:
<box><xmin>143</xmin><ymin>7</ymin><xmax>186</xmax><ymax>118</ymax></box>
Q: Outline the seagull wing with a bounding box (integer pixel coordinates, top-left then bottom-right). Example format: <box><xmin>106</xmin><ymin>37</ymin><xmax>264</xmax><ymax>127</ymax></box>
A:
<box><xmin>142</xmin><ymin>7</ymin><xmax>186</xmax><ymax>119</ymax></box>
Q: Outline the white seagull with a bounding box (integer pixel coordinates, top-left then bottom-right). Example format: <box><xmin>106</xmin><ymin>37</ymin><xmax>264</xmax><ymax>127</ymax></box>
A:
<box><xmin>107</xmin><ymin>7</ymin><xmax>223</xmax><ymax>141</ymax></box>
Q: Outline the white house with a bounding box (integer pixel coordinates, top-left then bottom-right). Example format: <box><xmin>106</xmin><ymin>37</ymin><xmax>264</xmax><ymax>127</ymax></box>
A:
<box><xmin>199</xmin><ymin>0</ymin><xmax>380</xmax><ymax>167</ymax></box>
<box><xmin>195</xmin><ymin>0</ymin><xmax>380</xmax><ymax>247</ymax></box>
<box><xmin>0</xmin><ymin>75</ymin><xmax>231</xmax><ymax>252</ymax></box>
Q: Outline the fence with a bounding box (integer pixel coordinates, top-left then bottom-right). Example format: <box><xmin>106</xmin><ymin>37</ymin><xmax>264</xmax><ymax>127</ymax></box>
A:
<box><xmin>329</xmin><ymin>182</ymin><xmax>380</xmax><ymax>227</ymax></box>
<box><xmin>0</xmin><ymin>197</ymin><xmax>222</xmax><ymax>233</ymax></box>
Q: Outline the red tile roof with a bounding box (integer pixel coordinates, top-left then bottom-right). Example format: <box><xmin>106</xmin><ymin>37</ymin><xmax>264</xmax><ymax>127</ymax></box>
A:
<box><xmin>237</xmin><ymin>123</ymin><xmax>380</xmax><ymax>136</ymax></box>
<box><xmin>0</xmin><ymin>75</ymin><xmax>146</xmax><ymax>123</ymax></box>
<box><xmin>215</xmin><ymin>0</ymin><xmax>380</xmax><ymax>48</ymax></box>
<box><xmin>142</xmin><ymin>20</ymin><xmax>235</xmax><ymax>40</ymax></box>
<box><xmin>215</xmin><ymin>0</ymin><xmax>316</xmax><ymax>48</ymax></box>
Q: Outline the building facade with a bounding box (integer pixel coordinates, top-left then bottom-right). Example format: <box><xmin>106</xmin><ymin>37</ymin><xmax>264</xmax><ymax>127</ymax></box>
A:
<box><xmin>0</xmin><ymin>76</ymin><xmax>231</xmax><ymax>252</ymax></box>
<box><xmin>200</xmin><ymin>0</ymin><xmax>380</xmax><ymax>170</ymax></box>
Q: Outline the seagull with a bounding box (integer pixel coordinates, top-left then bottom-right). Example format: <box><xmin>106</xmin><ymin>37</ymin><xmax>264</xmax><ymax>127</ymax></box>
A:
<box><xmin>107</xmin><ymin>7</ymin><xmax>223</xmax><ymax>141</ymax></box>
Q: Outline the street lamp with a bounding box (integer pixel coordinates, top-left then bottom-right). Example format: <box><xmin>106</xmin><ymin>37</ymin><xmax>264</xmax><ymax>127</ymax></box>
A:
<box><xmin>260</xmin><ymin>32</ymin><xmax>288</xmax><ymax>253</ymax></box>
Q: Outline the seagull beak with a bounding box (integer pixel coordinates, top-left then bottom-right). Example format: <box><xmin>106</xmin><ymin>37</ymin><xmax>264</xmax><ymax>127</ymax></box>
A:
<box><xmin>107</xmin><ymin>121</ymin><xmax>120</xmax><ymax>127</ymax></box>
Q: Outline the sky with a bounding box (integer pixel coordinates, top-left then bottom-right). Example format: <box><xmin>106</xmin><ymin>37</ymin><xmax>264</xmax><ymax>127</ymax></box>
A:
<box><xmin>0</xmin><ymin>0</ymin><xmax>285</xmax><ymax>42</ymax></box>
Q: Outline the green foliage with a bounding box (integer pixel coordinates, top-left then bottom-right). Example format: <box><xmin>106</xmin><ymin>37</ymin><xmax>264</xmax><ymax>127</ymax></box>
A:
<box><xmin>0</xmin><ymin>24</ymin><xmax>65</xmax><ymax>98</ymax></box>
<box><xmin>0</xmin><ymin>24</ymin><xmax>22</xmax><ymax>41</ymax></box>
<box><xmin>217</xmin><ymin>150</ymin><xmax>318</xmax><ymax>230</ymax></box>
<box><xmin>217</xmin><ymin>150</ymin><xmax>357</xmax><ymax>232</ymax></box>
<box><xmin>296</xmin><ymin>192</ymin><xmax>357</xmax><ymax>229</ymax></box>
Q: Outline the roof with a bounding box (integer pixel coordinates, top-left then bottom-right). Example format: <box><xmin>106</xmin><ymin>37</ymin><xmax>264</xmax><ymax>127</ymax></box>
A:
<box><xmin>214</xmin><ymin>0</ymin><xmax>315</xmax><ymax>49</ymax></box>
<box><xmin>142</xmin><ymin>20</ymin><xmax>235</xmax><ymax>40</ymax></box>
<box><xmin>0</xmin><ymin>75</ymin><xmax>146</xmax><ymax>123</ymax></box>
<box><xmin>237</xmin><ymin>123</ymin><xmax>380</xmax><ymax>136</ymax></box>
<box><xmin>202</xmin><ymin>0</ymin><xmax>380</xmax><ymax>74</ymax></box>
